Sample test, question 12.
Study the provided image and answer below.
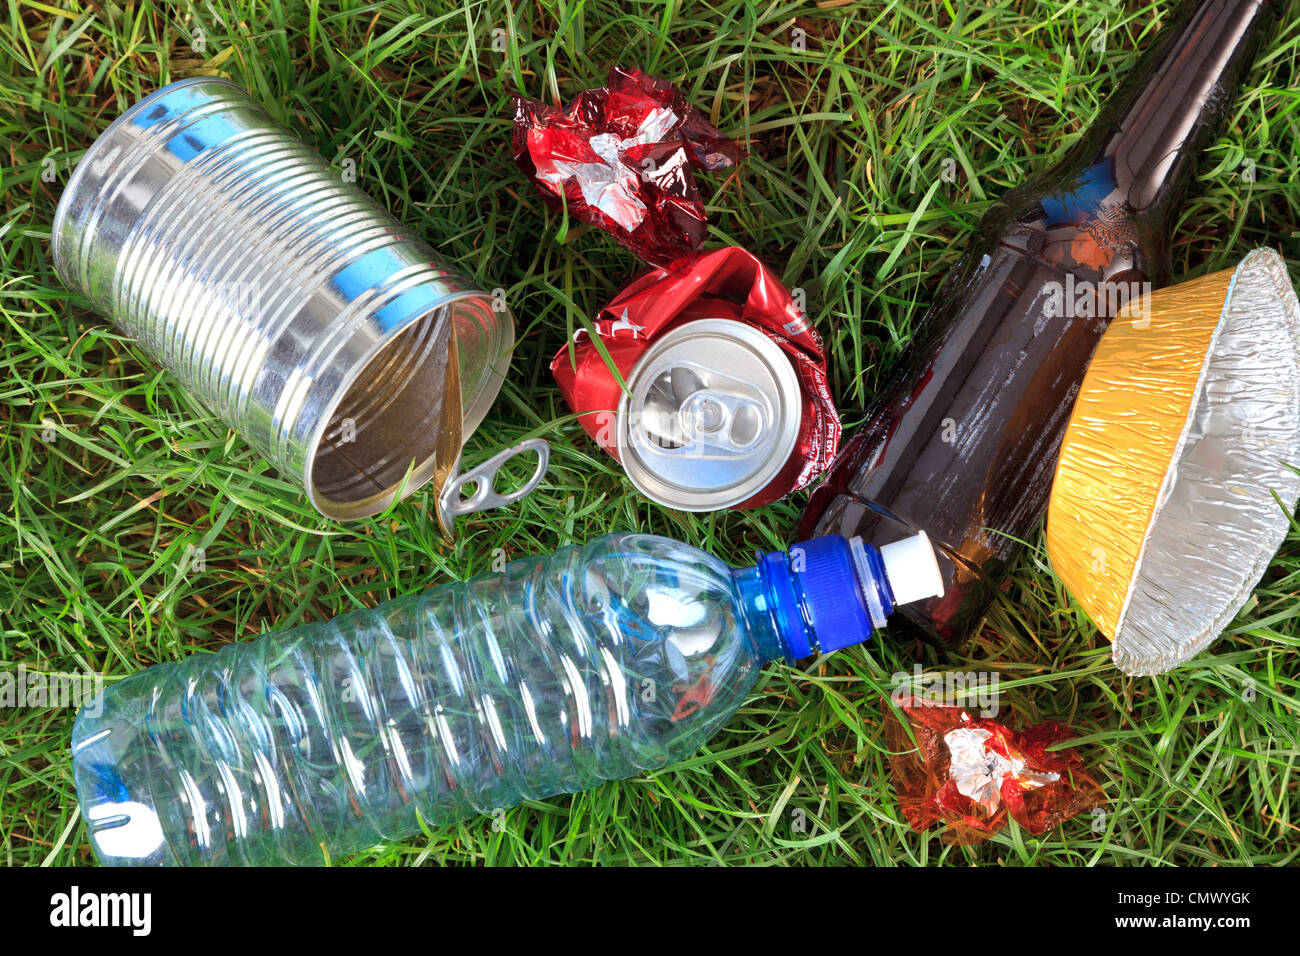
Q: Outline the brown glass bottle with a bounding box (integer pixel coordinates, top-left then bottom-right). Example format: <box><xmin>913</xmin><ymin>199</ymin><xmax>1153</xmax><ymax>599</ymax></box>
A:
<box><xmin>798</xmin><ymin>0</ymin><xmax>1274</xmax><ymax>644</ymax></box>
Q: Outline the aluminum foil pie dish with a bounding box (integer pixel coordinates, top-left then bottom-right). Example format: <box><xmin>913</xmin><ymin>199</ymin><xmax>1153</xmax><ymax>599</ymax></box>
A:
<box><xmin>1047</xmin><ymin>249</ymin><xmax>1300</xmax><ymax>675</ymax></box>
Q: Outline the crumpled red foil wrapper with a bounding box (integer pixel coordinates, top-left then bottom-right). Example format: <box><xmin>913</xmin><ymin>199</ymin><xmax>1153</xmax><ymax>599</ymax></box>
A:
<box><xmin>550</xmin><ymin>246</ymin><xmax>841</xmax><ymax>508</ymax></box>
<box><xmin>513</xmin><ymin>66</ymin><xmax>742</xmax><ymax>267</ymax></box>
<box><xmin>884</xmin><ymin>696</ymin><xmax>1106</xmax><ymax>846</ymax></box>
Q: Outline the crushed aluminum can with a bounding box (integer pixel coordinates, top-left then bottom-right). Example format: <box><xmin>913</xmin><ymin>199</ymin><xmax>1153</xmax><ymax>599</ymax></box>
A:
<box><xmin>618</xmin><ymin>318</ymin><xmax>803</xmax><ymax>510</ymax></box>
<box><xmin>551</xmin><ymin>247</ymin><xmax>841</xmax><ymax>511</ymax></box>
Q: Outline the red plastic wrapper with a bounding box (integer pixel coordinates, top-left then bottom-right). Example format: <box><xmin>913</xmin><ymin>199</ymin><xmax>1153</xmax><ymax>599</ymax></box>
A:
<box><xmin>513</xmin><ymin>66</ymin><xmax>742</xmax><ymax>267</ymax></box>
<box><xmin>884</xmin><ymin>696</ymin><xmax>1106</xmax><ymax>845</ymax></box>
<box><xmin>550</xmin><ymin>246</ymin><xmax>842</xmax><ymax>508</ymax></box>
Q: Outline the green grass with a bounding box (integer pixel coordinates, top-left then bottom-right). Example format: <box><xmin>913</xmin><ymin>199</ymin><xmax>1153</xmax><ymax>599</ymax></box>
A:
<box><xmin>2</xmin><ymin>0</ymin><xmax>1298</xmax><ymax>866</ymax></box>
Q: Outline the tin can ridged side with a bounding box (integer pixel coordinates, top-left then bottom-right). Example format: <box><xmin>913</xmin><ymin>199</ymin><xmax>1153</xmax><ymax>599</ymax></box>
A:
<box><xmin>52</xmin><ymin>78</ymin><xmax>514</xmax><ymax>520</ymax></box>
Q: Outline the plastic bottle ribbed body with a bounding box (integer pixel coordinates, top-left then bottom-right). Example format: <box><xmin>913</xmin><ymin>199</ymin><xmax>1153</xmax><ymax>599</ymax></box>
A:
<box><xmin>71</xmin><ymin>534</ymin><xmax>774</xmax><ymax>866</ymax></box>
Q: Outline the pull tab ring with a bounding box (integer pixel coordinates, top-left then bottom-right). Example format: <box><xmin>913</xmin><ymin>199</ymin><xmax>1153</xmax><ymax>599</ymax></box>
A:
<box><xmin>439</xmin><ymin>438</ymin><xmax>550</xmax><ymax>520</ymax></box>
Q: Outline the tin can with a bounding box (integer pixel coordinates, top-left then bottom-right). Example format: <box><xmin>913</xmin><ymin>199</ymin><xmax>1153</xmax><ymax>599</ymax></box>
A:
<box><xmin>52</xmin><ymin>77</ymin><xmax>545</xmax><ymax>527</ymax></box>
<box><xmin>616</xmin><ymin>319</ymin><xmax>805</xmax><ymax>510</ymax></box>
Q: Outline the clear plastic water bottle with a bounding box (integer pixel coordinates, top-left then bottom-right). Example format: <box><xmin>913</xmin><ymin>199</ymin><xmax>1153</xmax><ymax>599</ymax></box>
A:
<box><xmin>72</xmin><ymin>531</ymin><xmax>943</xmax><ymax>865</ymax></box>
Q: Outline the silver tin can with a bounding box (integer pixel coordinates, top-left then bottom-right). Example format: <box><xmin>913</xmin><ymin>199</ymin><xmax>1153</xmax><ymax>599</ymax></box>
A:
<box><xmin>53</xmin><ymin>77</ymin><xmax>542</xmax><ymax>524</ymax></box>
<box><xmin>616</xmin><ymin>319</ymin><xmax>801</xmax><ymax>510</ymax></box>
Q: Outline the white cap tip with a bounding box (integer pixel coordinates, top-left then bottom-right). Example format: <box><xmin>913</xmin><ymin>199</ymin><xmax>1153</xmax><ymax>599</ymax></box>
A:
<box><xmin>879</xmin><ymin>531</ymin><xmax>945</xmax><ymax>606</ymax></box>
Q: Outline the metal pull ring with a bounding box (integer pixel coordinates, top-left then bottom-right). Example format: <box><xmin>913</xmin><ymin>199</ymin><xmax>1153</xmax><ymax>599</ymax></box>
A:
<box><xmin>440</xmin><ymin>438</ymin><xmax>550</xmax><ymax>519</ymax></box>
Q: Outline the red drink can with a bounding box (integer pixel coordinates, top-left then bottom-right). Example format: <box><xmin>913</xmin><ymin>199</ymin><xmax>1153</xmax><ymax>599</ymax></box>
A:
<box><xmin>551</xmin><ymin>247</ymin><xmax>840</xmax><ymax>510</ymax></box>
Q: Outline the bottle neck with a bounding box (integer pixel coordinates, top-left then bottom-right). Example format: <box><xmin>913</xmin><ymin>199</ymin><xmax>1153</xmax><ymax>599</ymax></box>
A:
<box><xmin>1070</xmin><ymin>0</ymin><xmax>1271</xmax><ymax>218</ymax></box>
<box><xmin>732</xmin><ymin>565</ymin><xmax>788</xmax><ymax>664</ymax></box>
<box><xmin>992</xmin><ymin>0</ymin><xmax>1272</xmax><ymax>288</ymax></box>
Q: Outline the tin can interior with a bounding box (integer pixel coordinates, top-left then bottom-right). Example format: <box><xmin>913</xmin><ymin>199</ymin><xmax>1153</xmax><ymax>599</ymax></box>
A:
<box><xmin>308</xmin><ymin>308</ymin><xmax>463</xmax><ymax>521</ymax></box>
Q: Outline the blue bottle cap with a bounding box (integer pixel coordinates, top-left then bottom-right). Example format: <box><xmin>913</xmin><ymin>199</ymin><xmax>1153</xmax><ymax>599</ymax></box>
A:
<box><xmin>757</xmin><ymin>534</ymin><xmax>899</xmax><ymax>660</ymax></box>
<box><xmin>790</xmin><ymin>536</ymin><xmax>872</xmax><ymax>654</ymax></box>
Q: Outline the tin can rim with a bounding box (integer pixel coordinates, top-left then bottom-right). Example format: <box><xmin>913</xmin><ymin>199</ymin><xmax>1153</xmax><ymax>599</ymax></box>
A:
<box><xmin>302</xmin><ymin>289</ymin><xmax>513</xmax><ymax>521</ymax></box>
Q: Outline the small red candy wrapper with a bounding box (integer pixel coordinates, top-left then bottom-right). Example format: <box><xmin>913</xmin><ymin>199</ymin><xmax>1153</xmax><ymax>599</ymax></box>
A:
<box><xmin>550</xmin><ymin>246</ymin><xmax>841</xmax><ymax>508</ymax></box>
<box><xmin>513</xmin><ymin>66</ymin><xmax>742</xmax><ymax>267</ymax></box>
<box><xmin>885</xmin><ymin>696</ymin><xmax>1106</xmax><ymax>845</ymax></box>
